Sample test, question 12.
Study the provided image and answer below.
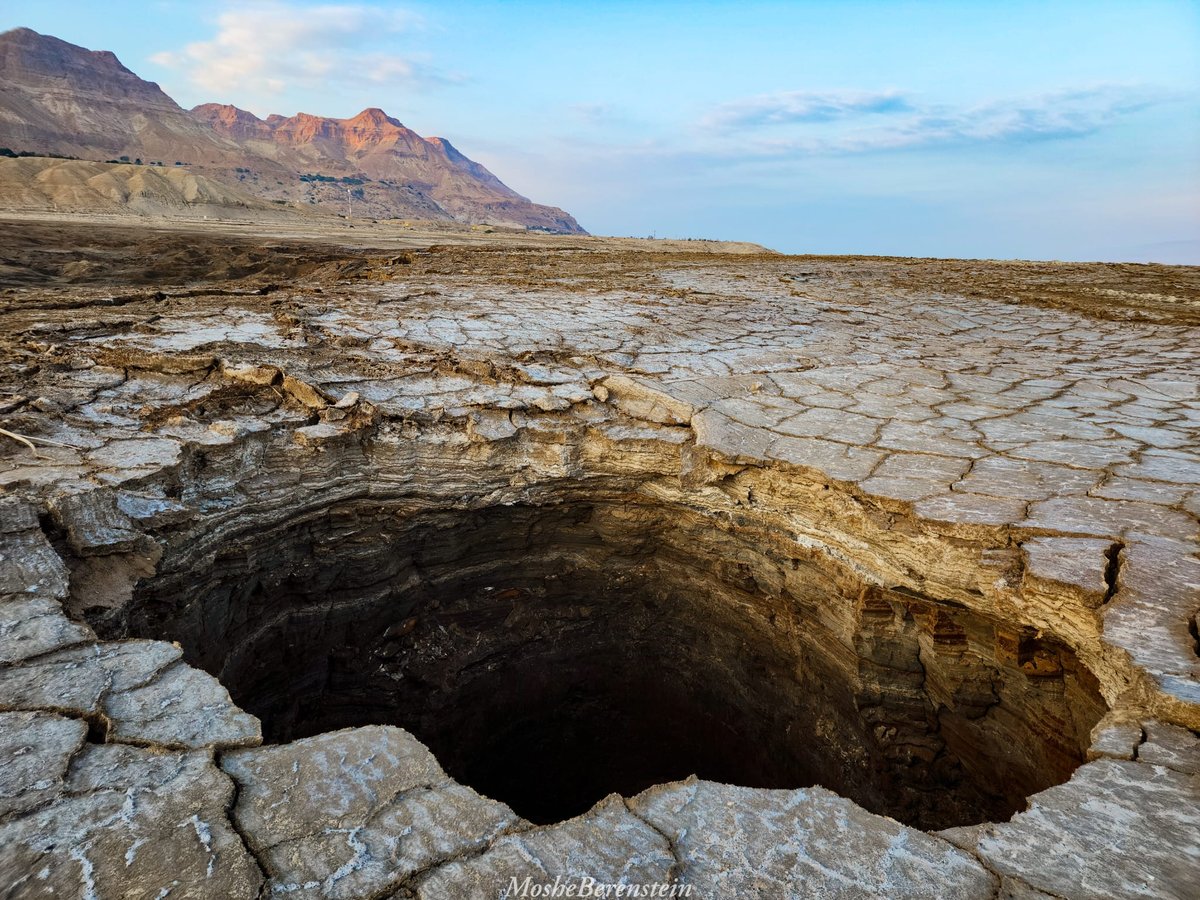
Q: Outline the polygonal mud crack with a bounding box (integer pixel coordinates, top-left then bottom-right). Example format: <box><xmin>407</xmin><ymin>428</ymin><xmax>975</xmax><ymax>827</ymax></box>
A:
<box><xmin>3</xmin><ymin>233</ymin><xmax>1198</xmax><ymax>899</ymax></box>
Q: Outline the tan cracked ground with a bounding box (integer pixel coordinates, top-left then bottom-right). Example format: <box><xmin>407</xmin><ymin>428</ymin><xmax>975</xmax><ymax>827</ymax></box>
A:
<box><xmin>0</xmin><ymin>219</ymin><xmax>1198</xmax><ymax>899</ymax></box>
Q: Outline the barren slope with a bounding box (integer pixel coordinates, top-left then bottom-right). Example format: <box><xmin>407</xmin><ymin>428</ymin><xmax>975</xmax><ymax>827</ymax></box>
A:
<box><xmin>191</xmin><ymin>104</ymin><xmax>584</xmax><ymax>232</ymax></box>
<box><xmin>0</xmin><ymin>28</ymin><xmax>585</xmax><ymax>231</ymax></box>
<box><xmin>0</xmin><ymin>27</ymin><xmax>248</xmax><ymax>167</ymax></box>
<box><xmin>0</xmin><ymin>157</ymin><xmax>295</xmax><ymax>218</ymax></box>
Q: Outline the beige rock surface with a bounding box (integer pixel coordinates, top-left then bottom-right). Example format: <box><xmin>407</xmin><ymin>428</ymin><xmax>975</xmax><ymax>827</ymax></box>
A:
<box><xmin>966</xmin><ymin>759</ymin><xmax>1200</xmax><ymax>900</ymax></box>
<box><xmin>413</xmin><ymin>795</ymin><xmax>675</xmax><ymax>900</ymax></box>
<box><xmin>222</xmin><ymin>726</ymin><xmax>521</xmax><ymax>898</ymax></box>
<box><xmin>631</xmin><ymin>778</ymin><xmax>997</xmax><ymax>898</ymax></box>
<box><xmin>0</xmin><ymin>720</ymin><xmax>264</xmax><ymax>898</ymax></box>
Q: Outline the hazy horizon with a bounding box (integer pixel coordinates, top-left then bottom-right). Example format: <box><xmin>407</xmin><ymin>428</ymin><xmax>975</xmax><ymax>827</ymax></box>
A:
<box><xmin>6</xmin><ymin>0</ymin><xmax>1199</xmax><ymax>262</ymax></box>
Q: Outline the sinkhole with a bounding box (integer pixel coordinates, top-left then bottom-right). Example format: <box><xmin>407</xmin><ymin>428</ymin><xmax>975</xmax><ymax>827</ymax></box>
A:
<box><xmin>101</xmin><ymin>495</ymin><xmax>1106</xmax><ymax>830</ymax></box>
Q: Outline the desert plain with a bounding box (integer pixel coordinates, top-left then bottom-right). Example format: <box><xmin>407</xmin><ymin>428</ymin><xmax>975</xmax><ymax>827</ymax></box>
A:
<box><xmin>0</xmin><ymin>213</ymin><xmax>1197</xmax><ymax>898</ymax></box>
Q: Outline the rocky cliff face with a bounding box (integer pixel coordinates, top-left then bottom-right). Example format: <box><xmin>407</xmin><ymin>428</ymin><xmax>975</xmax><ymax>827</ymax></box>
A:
<box><xmin>0</xmin><ymin>27</ymin><xmax>246</xmax><ymax>166</ymax></box>
<box><xmin>0</xmin><ymin>28</ymin><xmax>585</xmax><ymax>232</ymax></box>
<box><xmin>190</xmin><ymin>103</ymin><xmax>583</xmax><ymax>232</ymax></box>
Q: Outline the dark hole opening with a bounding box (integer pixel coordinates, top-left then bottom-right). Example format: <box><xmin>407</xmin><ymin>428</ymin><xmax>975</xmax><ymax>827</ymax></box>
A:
<box><xmin>111</xmin><ymin>498</ymin><xmax>1108</xmax><ymax>829</ymax></box>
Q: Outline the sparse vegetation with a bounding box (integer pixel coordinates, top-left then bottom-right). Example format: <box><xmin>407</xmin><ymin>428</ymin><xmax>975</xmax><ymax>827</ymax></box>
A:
<box><xmin>299</xmin><ymin>173</ymin><xmax>370</xmax><ymax>185</ymax></box>
<box><xmin>0</xmin><ymin>148</ymin><xmax>80</xmax><ymax>160</ymax></box>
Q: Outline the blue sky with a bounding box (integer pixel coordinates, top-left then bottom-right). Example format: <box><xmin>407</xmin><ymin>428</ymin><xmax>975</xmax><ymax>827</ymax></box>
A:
<box><xmin>8</xmin><ymin>1</ymin><xmax>1200</xmax><ymax>260</ymax></box>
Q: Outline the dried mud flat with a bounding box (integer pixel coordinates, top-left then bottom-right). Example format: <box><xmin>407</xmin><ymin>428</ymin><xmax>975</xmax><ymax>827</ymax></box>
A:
<box><xmin>0</xmin><ymin>218</ymin><xmax>1198</xmax><ymax>899</ymax></box>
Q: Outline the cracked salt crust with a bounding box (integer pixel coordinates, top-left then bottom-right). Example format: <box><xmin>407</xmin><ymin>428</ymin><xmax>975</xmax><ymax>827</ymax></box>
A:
<box><xmin>0</xmin><ymin>242</ymin><xmax>1197</xmax><ymax>898</ymax></box>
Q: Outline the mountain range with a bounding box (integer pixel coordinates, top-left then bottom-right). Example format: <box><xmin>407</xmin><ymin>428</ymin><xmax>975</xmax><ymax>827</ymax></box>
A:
<box><xmin>0</xmin><ymin>27</ymin><xmax>584</xmax><ymax>232</ymax></box>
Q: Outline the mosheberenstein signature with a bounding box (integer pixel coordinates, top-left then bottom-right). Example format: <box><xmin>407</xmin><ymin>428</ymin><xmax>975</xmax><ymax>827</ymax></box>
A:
<box><xmin>502</xmin><ymin>875</ymin><xmax>695</xmax><ymax>898</ymax></box>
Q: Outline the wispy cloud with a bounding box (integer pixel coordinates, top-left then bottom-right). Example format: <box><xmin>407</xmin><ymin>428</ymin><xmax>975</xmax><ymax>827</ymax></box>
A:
<box><xmin>568</xmin><ymin>102</ymin><xmax>618</xmax><ymax>126</ymax></box>
<box><xmin>699</xmin><ymin>84</ymin><xmax>1173</xmax><ymax>155</ymax></box>
<box><xmin>150</xmin><ymin>1</ymin><xmax>455</xmax><ymax>101</ymax></box>
<box><xmin>701</xmin><ymin>89</ymin><xmax>912</xmax><ymax>129</ymax></box>
<box><xmin>867</xmin><ymin>85</ymin><xmax>1166</xmax><ymax>149</ymax></box>
<box><xmin>479</xmin><ymin>83</ymin><xmax>1180</xmax><ymax>213</ymax></box>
